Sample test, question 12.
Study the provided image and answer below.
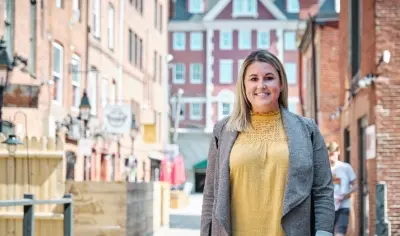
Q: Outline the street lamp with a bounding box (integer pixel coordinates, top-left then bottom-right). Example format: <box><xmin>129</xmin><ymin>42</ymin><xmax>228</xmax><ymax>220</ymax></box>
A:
<box><xmin>78</xmin><ymin>89</ymin><xmax>91</xmax><ymax>138</ymax></box>
<box><xmin>2</xmin><ymin>134</ymin><xmax>23</xmax><ymax>155</ymax></box>
<box><xmin>0</xmin><ymin>39</ymin><xmax>11</xmax><ymax>133</ymax></box>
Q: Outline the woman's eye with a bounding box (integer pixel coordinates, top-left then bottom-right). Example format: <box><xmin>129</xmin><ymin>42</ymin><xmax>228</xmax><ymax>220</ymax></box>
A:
<box><xmin>266</xmin><ymin>76</ymin><xmax>274</xmax><ymax>80</ymax></box>
<box><xmin>250</xmin><ymin>77</ymin><xmax>257</xmax><ymax>81</ymax></box>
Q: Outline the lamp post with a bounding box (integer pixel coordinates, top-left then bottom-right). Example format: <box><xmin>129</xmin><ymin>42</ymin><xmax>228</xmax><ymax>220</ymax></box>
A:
<box><xmin>2</xmin><ymin>134</ymin><xmax>23</xmax><ymax>155</ymax></box>
<box><xmin>0</xmin><ymin>39</ymin><xmax>11</xmax><ymax>133</ymax></box>
<box><xmin>173</xmin><ymin>88</ymin><xmax>184</xmax><ymax>144</ymax></box>
<box><xmin>78</xmin><ymin>89</ymin><xmax>91</xmax><ymax>138</ymax></box>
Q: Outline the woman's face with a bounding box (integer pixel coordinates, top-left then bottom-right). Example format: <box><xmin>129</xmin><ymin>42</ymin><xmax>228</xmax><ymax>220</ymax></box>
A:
<box><xmin>244</xmin><ymin>61</ymin><xmax>282</xmax><ymax>113</ymax></box>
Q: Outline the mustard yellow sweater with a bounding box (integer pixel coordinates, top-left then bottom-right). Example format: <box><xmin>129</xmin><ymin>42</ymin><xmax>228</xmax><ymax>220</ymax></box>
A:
<box><xmin>230</xmin><ymin>110</ymin><xmax>289</xmax><ymax>236</ymax></box>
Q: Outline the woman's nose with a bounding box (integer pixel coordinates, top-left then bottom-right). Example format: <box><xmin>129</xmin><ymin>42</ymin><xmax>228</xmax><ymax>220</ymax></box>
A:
<box><xmin>257</xmin><ymin>79</ymin><xmax>266</xmax><ymax>88</ymax></box>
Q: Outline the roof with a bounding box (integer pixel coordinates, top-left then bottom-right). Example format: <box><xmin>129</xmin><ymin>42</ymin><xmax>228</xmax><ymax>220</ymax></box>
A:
<box><xmin>193</xmin><ymin>159</ymin><xmax>207</xmax><ymax>169</ymax></box>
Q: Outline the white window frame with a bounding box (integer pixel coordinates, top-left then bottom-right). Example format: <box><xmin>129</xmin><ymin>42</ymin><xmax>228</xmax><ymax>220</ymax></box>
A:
<box><xmin>108</xmin><ymin>4</ymin><xmax>114</xmax><ymax>49</ymax></box>
<box><xmin>173</xmin><ymin>32</ymin><xmax>186</xmax><ymax>51</ymax></box>
<box><xmin>190</xmin><ymin>32</ymin><xmax>203</xmax><ymax>51</ymax></box>
<box><xmin>93</xmin><ymin>0</ymin><xmax>101</xmax><ymax>38</ymax></box>
<box><xmin>219</xmin><ymin>30</ymin><xmax>232</xmax><ymax>50</ymax></box>
<box><xmin>173</xmin><ymin>63</ymin><xmax>185</xmax><ymax>84</ymax></box>
<box><xmin>190</xmin><ymin>103</ymin><xmax>202</xmax><ymax>120</ymax></box>
<box><xmin>238</xmin><ymin>30</ymin><xmax>251</xmax><ymax>50</ymax></box>
<box><xmin>190</xmin><ymin>63</ymin><xmax>203</xmax><ymax>84</ymax></box>
<box><xmin>88</xmin><ymin>68</ymin><xmax>98</xmax><ymax>115</ymax></box>
<box><xmin>73</xmin><ymin>0</ymin><xmax>80</xmax><ymax>17</ymax></box>
<box><xmin>219</xmin><ymin>59</ymin><xmax>233</xmax><ymax>84</ymax></box>
<box><xmin>232</xmin><ymin>0</ymin><xmax>258</xmax><ymax>17</ymax></box>
<box><xmin>284</xmin><ymin>62</ymin><xmax>297</xmax><ymax>85</ymax></box>
<box><xmin>257</xmin><ymin>31</ymin><xmax>270</xmax><ymax>49</ymax></box>
<box><xmin>284</xmin><ymin>31</ymin><xmax>296</xmax><ymax>50</ymax></box>
<box><xmin>71</xmin><ymin>54</ymin><xmax>81</xmax><ymax>108</ymax></box>
<box><xmin>52</xmin><ymin>42</ymin><xmax>63</xmax><ymax>103</ymax></box>
<box><xmin>286</xmin><ymin>0</ymin><xmax>300</xmax><ymax>13</ymax></box>
<box><xmin>189</xmin><ymin>0</ymin><xmax>204</xmax><ymax>13</ymax></box>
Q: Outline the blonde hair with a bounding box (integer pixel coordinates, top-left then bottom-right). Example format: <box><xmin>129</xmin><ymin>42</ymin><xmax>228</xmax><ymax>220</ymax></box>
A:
<box><xmin>226</xmin><ymin>50</ymin><xmax>288</xmax><ymax>132</ymax></box>
<box><xmin>326</xmin><ymin>141</ymin><xmax>340</xmax><ymax>153</ymax></box>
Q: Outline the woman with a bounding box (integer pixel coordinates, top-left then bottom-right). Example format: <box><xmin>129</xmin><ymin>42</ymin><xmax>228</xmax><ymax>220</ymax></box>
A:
<box><xmin>200</xmin><ymin>50</ymin><xmax>334</xmax><ymax>236</ymax></box>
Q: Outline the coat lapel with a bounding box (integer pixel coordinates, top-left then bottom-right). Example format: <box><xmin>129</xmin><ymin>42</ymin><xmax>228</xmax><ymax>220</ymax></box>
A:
<box><xmin>280</xmin><ymin>107</ymin><xmax>313</xmax><ymax>218</ymax></box>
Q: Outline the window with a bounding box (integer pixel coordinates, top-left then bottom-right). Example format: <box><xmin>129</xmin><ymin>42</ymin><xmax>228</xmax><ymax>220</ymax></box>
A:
<box><xmin>219</xmin><ymin>30</ymin><xmax>232</xmax><ymax>50</ymax></box>
<box><xmin>71</xmin><ymin>55</ymin><xmax>81</xmax><ymax>108</ymax></box>
<box><xmin>88</xmin><ymin>67</ymin><xmax>98</xmax><ymax>114</ymax></box>
<box><xmin>173</xmin><ymin>32</ymin><xmax>185</xmax><ymax>50</ymax></box>
<box><xmin>190</xmin><ymin>103</ymin><xmax>202</xmax><ymax>120</ymax></box>
<box><xmin>4</xmin><ymin>0</ymin><xmax>14</xmax><ymax>58</ymax></box>
<box><xmin>190</xmin><ymin>32</ymin><xmax>203</xmax><ymax>51</ymax></box>
<box><xmin>286</xmin><ymin>0</ymin><xmax>300</xmax><ymax>13</ymax></box>
<box><xmin>154</xmin><ymin>0</ymin><xmax>158</xmax><ymax>29</ymax></box>
<box><xmin>257</xmin><ymin>31</ymin><xmax>270</xmax><ymax>49</ymax></box>
<box><xmin>128</xmin><ymin>29</ymin><xmax>133</xmax><ymax>62</ymax></box>
<box><xmin>222</xmin><ymin>103</ymin><xmax>231</xmax><ymax>116</ymax></box>
<box><xmin>344</xmin><ymin>128</ymin><xmax>351</xmax><ymax>163</ymax></box>
<box><xmin>108</xmin><ymin>4</ymin><xmax>114</xmax><ymax>49</ymax></box>
<box><xmin>52</xmin><ymin>43</ymin><xmax>63</xmax><ymax>103</ymax></box>
<box><xmin>190</xmin><ymin>63</ymin><xmax>203</xmax><ymax>84</ymax></box>
<box><xmin>173</xmin><ymin>64</ymin><xmax>185</xmax><ymax>84</ymax></box>
<box><xmin>159</xmin><ymin>55</ymin><xmax>162</xmax><ymax>84</ymax></box>
<box><xmin>233</xmin><ymin>0</ymin><xmax>257</xmax><ymax>16</ymax></box>
<box><xmin>139</xmin><ymin>38</ymin><xmax>143</xmax><ymax>69</ymax></box>
<box><xmin>73</xmin><ymin>0</ymin><xmax>80</xmax><ymax>21</ymax></box>
<box><xmin>285</xmin><ymin>63</ymin><xmax>297</xmax><ymax>84</ymax></box>
<box><xmin>239</xmin><ymin>30</ymin><xmax>251</xmax><ymax>50</ymax></box>
<box><xmin>29</xmin><ymin>1</ymin><xmax>37</xmax><ymax>74</ymax></box>
<box><xmin>284</xmin><ymin>31</ymin><xmax>296</xmax><ymax>50</ymax></box>
<box><xmin>219</xmin><ymin>60</ymin><xmax>233</xmax><ymax>84</ymax></box>
<box><xmin>189</xmin><ymin>0</ymin><xmax>204</xmax><ymax>13</ymax></box>
<box><xmin>93</xmin><ymin>0</ymin><xmax>100</xmax><ymax>38</ymax></box>
<box><xmin>335</xmin><ymin>0</ymin><xmax>340</xmax><ymax>13</ymax></box>
<box><xmin>101</xmin><ymin>78</ymin><xmax>108</xmax><ymax>107</ymax></box>
<box><xmin>56</xmin><ymin>0</ymin><xmax>63</xmax><ymax>8</ymax></box>
<box><xmin>154</xmin><ymin>51</ymin><xmax>158</xmax><ymax>81</ymax></box>
<box><xmin>134</xmin><ymin>33</ymin><xmax>138</xmax><ymax>65</ymax></box>
<box><xmin>159</xmin><ymin>4</ymin><xmax>163</xmax><ymax>32</ymax></box>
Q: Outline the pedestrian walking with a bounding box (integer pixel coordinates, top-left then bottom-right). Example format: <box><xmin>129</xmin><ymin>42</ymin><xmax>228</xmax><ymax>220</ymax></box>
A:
<box><xmin>327</xmin><ymin>141</ymin><xmax>357</xmax><ymax>236</ymax></box>
<box><xmin>200</xmin><ymin>49</ymin><xmax>335</xmax><ymax>236</ymax></box>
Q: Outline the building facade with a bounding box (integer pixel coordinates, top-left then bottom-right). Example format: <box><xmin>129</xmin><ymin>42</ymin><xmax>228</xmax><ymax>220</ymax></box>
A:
<box><xmin>298</xmin><ymin>0</ymin><xmax>340</xmax><ymax>143</ymax></box>
<box><xmin>338</xmin><ymin>0</ymin><xmax>399</xmax><ymax>235</ymax></box>
<box><xmin>168</xmin><ymin>0</ymin><xmax>322</xmax><ymax>190</ymax></box>
<box><xmin>0</xmin><ymin>0</ymin><xmax>170</xmax><ymax>183</ymax></box>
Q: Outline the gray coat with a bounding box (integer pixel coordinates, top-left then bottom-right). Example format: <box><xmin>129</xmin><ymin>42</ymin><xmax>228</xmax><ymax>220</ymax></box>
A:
<box><xmin>200</xmin><ymin>107</ymin><xmax>335</xmax><ymax>236</ymax></box>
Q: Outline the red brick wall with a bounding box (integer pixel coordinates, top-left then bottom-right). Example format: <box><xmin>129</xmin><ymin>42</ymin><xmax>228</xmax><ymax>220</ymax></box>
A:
<box><xmin>318</xmin><ymin>23</ymin><xmax>340</xmax><ymax>143</ymax></box>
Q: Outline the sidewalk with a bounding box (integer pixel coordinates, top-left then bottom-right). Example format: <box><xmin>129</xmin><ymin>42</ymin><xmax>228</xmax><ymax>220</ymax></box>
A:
<box><xmin>155</xmin><ymin>194</ymin><xmax>203</xmax><ymax>236</ymax></box>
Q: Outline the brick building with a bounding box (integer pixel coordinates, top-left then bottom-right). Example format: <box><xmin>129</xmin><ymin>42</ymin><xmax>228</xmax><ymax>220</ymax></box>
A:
<box><xmin>0</xmin><ymin>0</ymin><xmax>170</xmax><ymax>183</ymax></box>
<box><xmin>168</xmin><ymin>0</ymin><xmax>322</xmax><ymax>190</ymax></box>
<box><xmin>298</xmin><ymin>0</ymin><xmax>340</xmax><ymax>143</ymax></box>
<box><xmin>337</xmin><ymin>0</ymin><xmax>399</xmax><ymax>235</ymax></box>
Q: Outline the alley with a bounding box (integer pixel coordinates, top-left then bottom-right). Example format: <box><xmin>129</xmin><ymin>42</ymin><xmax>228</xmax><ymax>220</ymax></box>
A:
<box><xmin>156</xmin><ymin>194</ymin><xmax>203</xmax><ymax>235</ymax></box>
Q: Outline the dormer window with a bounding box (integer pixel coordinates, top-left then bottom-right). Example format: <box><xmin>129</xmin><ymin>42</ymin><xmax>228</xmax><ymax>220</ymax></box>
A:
<box><xmin>188</xmin><ymin>0</ymin><xmax>204</xmax><ymax>14</ymax></box>
<box><xmin>232</xmin><ymin>0</ymin><xmax>257</xmax><ymax>17</ymax></box>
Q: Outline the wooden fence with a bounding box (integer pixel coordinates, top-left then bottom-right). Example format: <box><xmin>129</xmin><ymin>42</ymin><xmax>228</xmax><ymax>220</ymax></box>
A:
<box><xmin>0</xmin><ymin>134</ymin><xmax>66</xmax><ymax>235</ymax></box>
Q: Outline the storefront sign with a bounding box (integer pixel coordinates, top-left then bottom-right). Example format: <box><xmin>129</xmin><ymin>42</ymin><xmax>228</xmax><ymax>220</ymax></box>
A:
<box><xmin>366</xmin><ymin>125</ymin><xmax>376</xmax><ymax>159</ymax></box>
<box><xmin>104</xmin><ymin>104</ymin><xmax>132</xmax><ymax>134</ymax></box>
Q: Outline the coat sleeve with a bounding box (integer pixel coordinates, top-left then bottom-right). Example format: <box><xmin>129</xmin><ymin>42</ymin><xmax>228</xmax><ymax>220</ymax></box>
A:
<box><xmin>309</xmin><ymin>120</ymin><xmax>335</xmax><ymax>235</ymax></box>
<box><xmin>200</xmin><ymin>125</ymin><xmax>220</xmax><ymax>236</ymax></box>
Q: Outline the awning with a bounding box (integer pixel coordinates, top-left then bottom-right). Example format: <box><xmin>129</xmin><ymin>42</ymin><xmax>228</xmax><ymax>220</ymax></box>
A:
<box><xmin>193</xmin><ymin>159</ymin><xmax>207</xmax><ymax>170</ymax></box>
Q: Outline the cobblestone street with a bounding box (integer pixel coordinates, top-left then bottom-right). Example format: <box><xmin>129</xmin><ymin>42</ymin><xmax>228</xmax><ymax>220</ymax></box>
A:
<box><xmin>155</xmin><ymin>194</ymin><xmax>202</xmax><ymax>235</ymax></box>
